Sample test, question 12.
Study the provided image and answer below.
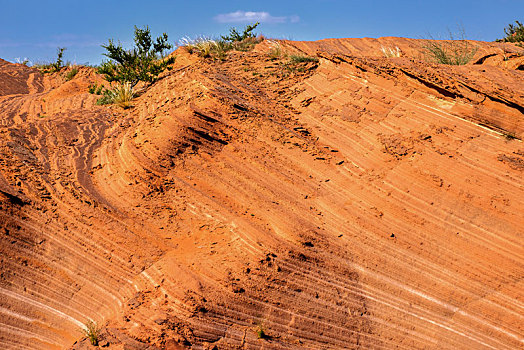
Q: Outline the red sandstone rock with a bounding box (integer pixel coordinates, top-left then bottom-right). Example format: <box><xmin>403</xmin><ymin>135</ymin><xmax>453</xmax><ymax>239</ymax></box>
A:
<box><xmin>0</xmin><ymin>38</ymin><xmax>522</xmax><ymax>349</ymax></box>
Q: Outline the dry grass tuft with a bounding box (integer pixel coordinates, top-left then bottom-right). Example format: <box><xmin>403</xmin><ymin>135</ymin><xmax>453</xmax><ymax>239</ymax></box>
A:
<box><xmin>423</xmin><ymin>28</ymin><xmax>478</xmax><ymax>65</ymax></box>
<box><xmin>289</xmin><ymin>54</ymin><xmax>319</xmax><ymax>64</ymax></box>
<box><xmin>83</xmin><ymin>320</ymin><xmax>101</xmax><ymax>346</ymax></box>
<box><xmin>381</xmin><ymin>46</ymin><xmax>402</xmax><ymax>58</ymax></box>
<box><xmin>180</xmin><ymin>37</ymin><xmax>233</xmax><ymax>59</ymax></box>
<box><xmin>96</xmin><ymin>82</ymin><xmax>135</xmax><ymax>108</ymax></box>
<box><xmin>267</xmin><ymin>41</ymin><xmax>284</xmax><ymax>59</ymax></box>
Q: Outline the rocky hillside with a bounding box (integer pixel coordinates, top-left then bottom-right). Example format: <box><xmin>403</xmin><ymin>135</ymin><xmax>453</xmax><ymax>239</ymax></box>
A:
<box><xmin>0</xmin><ymin>38</ymin><xmax>523</xmax><ymax>349</ymax></box>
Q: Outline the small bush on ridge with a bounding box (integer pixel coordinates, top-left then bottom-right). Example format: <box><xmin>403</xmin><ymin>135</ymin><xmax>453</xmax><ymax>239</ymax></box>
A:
<box><xmin>35</xmin><ymin>47</ymin><xmax>67</xmax><ymax>73</ymax></box>
<box><xmin>98</xmin><ymin>25</ymin><xmax>175</xmax><ymax>88</ymax></box>
<box><xmin>499</xmin><ymin>21</ymin><xmax>524</xmax><ymax>43</ymax></box>
<box><xmin>52</xmin><ymin>47</ymin><xmax>66</xmax><ymax>72</ymax></box>
<box><xmin>214</xmin><ymin>39</ymin><xmax>233</xmax><ymax>59</ymax></box>
<box><xmin>221</xmin><ymin>22</ymin><xmax>259</xmax><ymax>42</ymax></box>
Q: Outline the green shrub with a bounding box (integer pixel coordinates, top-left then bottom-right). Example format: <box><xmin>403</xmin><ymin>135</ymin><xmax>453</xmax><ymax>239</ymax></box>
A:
<box><xmin>96</xmin><ymin>90</ymin><xmax>113</xmax><ymax>105</ymax></box>
<box><xmin>52</xmin><ymin>47</ymin><xmax>66</xmax><ymax>72</ymax></box>
<box><xmin>499</xmin><ymin>21</ymin><xmax>524</xmax><ymax>43</ymax></box>
<box><xmin>221</xmin><ymin>22</ymin><xmax>259</xmax><ymax>43</ymax></box>
<box><xmin>220</xmin><ymin>22</ymin><xmax>263</xmax><ymax>52</ymax></box>
<box><xmin>83</xmin><ymin>320</ymin><xmax>101</xmax><ymax>346</ymax></box>
<box><xmin>98</xmin><ymin>25</ymin><xmax>175</xmax><ymax>87</ymax></box>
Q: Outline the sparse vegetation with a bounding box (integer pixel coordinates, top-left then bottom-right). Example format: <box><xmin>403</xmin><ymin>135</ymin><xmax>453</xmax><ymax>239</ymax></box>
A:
<box><xmin>88</xmin><ymin>82</ymin><xmax>105</xmax><ymax>95</ymax></box>
<box><xmin>289</xmin><ymin>54</ymin><xmax>319</xmax><ymax>64</ymax></box>
<box><xmin>232</xmin><ymin>36</ymin><xmax>263</xmax><ymax>52</ymax></box>
<box><xmin>181</xmin><ymin>23</ymin><xmax>263</xmax><ymax>60</ymax></box>
<box><xmin>35</xmin><ymin>47</ymin><xmax>67</xmax><ymax>73</ymax></box>
<box><xmin>221</xmin><ymin>22</ymin><xmax>259</xmax><ymax>43</ymax></box>
<box><xmin>423</xmin><ymin>29</ymin><xmax>478</xmax><ymax>65</ymax></box>
<box><xmin>53</xmin><ymin>47</ymin><xmax>66</xmax><ymax>71</ymax></box>
<box><xmin>255</xmin><ymin>324</ymin><xmax>267</xmax><ymax>339</ymax></box>
<box><xmin>271</xmin><ymin>52</ymin><xmax>320</xmax><ymax>77</ymax></box>
<box><xmin>96</xmin><ymin>82</ymin><xmax>135</xmax><ymax>108</ymax></box>
<box><xmin>15</xmin><ymin>57</ymin><xmax>31</xmax><ymax>66</ymax></box>
<box><xmin>424</xmin><ymin>40</ymin><xmax>477</xmax><ymax>65</ymax></box>
<box><xmin>83</xmin><ymin>320</ymin><xmax>101</xmax><ymax>346</ymax></box>
<box><xmin>381</xmin><ymin>46</ymin><xmax>402</xmax><ymax>58</ymax></box>
<box><xmin>180</xmin><ymin>37</ymin><xmax>211</xmax><ymax>56</ymax></box>
<box><xmin>498</xmin><ymin>20</ymin><xmax>524</xmax><ymax>43</ymax></box>
<box><xmin>267</xmin><ymin>41</ymin><xmax>284</xmax><ymax>59</ymax></box>
<box><xmin>98</xmin><ymin>25</ymin><xmax>175</xmax><ymax>88</ymax></box>
<box><xmin>213</xmin><ymin>39</ymin><xmax>233</xmax><ymax>60</ymax></box>
<box><xmin>181</xmin><ymin>37</ymin><xmax>231</xmax><ymax>59</ymax></box>
<box><xmin>65</xmin><ymin>66</ymin><xmax>79</xmax><ymax>81</ymax></box>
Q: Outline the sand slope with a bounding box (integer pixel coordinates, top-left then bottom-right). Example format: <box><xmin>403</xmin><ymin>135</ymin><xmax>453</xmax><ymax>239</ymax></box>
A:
<box><xmin>0</xmin><ymin>38</ymin><xmax>523</xmax><ymax>349</ymax></box>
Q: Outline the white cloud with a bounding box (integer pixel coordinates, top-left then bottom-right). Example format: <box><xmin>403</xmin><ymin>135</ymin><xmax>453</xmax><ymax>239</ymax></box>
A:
<box><xmin>214</xmin><ymin>11</ymin><xmax>299</xmax><ymax>24</ymax></box>
<box><xmin>289</xmin><ymin>15</ymin><xmax>300</xmax><ymax>23</ymax></box>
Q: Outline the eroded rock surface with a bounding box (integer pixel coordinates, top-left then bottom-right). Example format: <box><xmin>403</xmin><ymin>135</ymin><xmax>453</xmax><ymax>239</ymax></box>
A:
<box><xmin>0</xmin><ymin>38</ymin><xmax>523</xmax><ymax>349</ymax></box>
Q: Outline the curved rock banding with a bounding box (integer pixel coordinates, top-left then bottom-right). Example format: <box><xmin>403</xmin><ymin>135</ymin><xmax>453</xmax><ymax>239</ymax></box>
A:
<box><xmin>0</xmin><ymin>39</ymin><xmax>523</xmax><ymax>349</ymax></box>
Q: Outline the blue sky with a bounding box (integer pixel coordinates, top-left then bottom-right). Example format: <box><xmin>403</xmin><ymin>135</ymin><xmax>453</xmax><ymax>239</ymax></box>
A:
<box><xmin>0</xmin><ymin>0</ymin><xmax>521</xmax><ymax>64</ymax></box>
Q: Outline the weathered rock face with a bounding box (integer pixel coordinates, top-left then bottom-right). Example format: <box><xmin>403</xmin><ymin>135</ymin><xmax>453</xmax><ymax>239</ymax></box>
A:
<box><xmin>0</xmin><ymin>39</ymin><xmax>522</xmax><ymax>350</ymax></box>
<box><xmin>0</xmin><ymin>58</ymin><xmax>44</xmax><ymax>96</ymax></box>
